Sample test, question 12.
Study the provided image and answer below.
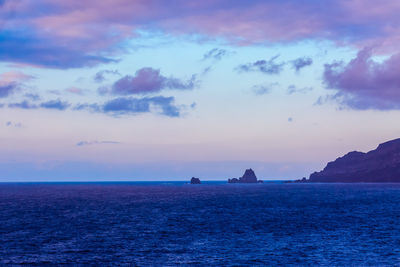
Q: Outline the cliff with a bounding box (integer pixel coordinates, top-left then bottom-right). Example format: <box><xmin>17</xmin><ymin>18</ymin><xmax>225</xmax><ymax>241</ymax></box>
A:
<box><xmin>307</xmin><ymin>138</ymin><xmax>400</xmax><ymax>182</ymax></box>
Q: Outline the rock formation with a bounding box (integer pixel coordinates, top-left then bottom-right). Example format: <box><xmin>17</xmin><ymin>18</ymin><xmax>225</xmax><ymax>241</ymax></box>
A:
<box><xmin>190</xmin><ymin>177</ymin><xmax>201</xmax><ymax>184</ymax></box>
<box><xmin>228</xmin><ymin>168</ymin><xmax>262</xmax><ymax>183</ymax></box>
<box><xmin>304</xmin><ymin>138</ymin><xmax>400</xmax><ymax>182</ymax></box>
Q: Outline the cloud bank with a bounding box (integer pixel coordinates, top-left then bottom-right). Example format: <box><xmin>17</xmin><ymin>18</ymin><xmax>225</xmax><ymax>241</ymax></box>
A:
<box><xmin>3</xmin><ymin>0</ymin><xmax>400</xmax><ymax>68</ymax></box>
<box><xmin>6</xmin><ymin>96</ymin><xmax>183</xmax><ymax>117</ymax></box>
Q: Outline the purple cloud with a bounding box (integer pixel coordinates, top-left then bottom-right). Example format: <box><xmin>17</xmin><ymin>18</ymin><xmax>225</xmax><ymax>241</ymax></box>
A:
<box><xmin>3</xmin><ymin>0</ymin><xmax>400</xmax><ymax>68</ymax></box>
<box><xmin>111</xmin><ymin>68</ymin><xmax>196</xmax><ymax>95</ymax></box>
<box><xmin>237</xmin><ymin>55</ymin><xmax>285</xmax><ymax>75</ymax></box>
<box><xmin>0</xmin><ymin>83</ymin><xmax>18</xmax><ymax>98</ymax></box>
<box><xmin>0</xmin><ymin>71</ymin><xmax>34</xmax><ymax>98</ymax></box>
<box><xmin>323</xmin><ymin>47</ymin><xmax>400</xmax><ymax>110</ymax></box>
<box><xmin>291</xmin><ymin>57</ymin><xmax>313</xmax><ymax>72</ymax></box>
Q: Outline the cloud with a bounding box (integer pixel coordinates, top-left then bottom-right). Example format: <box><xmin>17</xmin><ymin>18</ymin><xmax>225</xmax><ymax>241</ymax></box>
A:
<box><xmin>237</xmin><ymin>55</ymin><xmax>285</xmax><ymax>75</ymax></box>
<box><xmin>0</xmin><ymin>71</ymin><xmax>34</xmax><ymax>83</ymax></box>
<box><xmin>76</xmin><ymin>140</ymin><xmax>120</xmax><ymax>147</ymax></box>
<box><xmin>251</xmin><ymin>83</ymin><xmax>279</xmax><ymax>95</ymax></box>
<box><xmin>8</xmin><ymin>100</ymin><xmax>38</xmax><ymax>109</ymax></box>
<box><xmin>74</xmin><ymin>103</ymin><xmax>102</xmax><ymax>112</ymax></box>
<box><xmin>6</xmin><ymin>96</ymin><xmax>183</xmax><ymax>117</ymax></box>
<box><xmin>40</xmin><ymin>100</ymin><xmax>70</xmax><ymax>110</ymax></box>
<box><xmin>24</xmin><ymin>93</ymin><xmax>40</xmax><ymax>101</ymax></box>
<box><xmin>94</xmin><ymin>70</ymin><xmax>121</xmax><ymax>83</ymax></box>
<box><xmin>252</xmin><ymin>86</ymin><xmax>270</xmax><ymax>95</ymax></box>
<box><xmin>291</xmin><ymin>57</ymin><xmax>313</xmax><ymax>72</ymax></box>
<box><xmin>75</xmin><ymin>96</ymin><xmax>182</xmax><ymax>117</ymax></box>
<box><xmin>3</xmin><ymin>0</ymin><xmax>400</xmax><ymax>68</ymax></box>
<box><xmin>65</xmin><ymin>87</ymin><xmax>86</xmax><ymax>95</ymax></box>
<box><xmin>201</xmin><ymin>66</ymin><xmax>212</xmax><ymax>76</ymax></box>
<box><xmin>287</xmin><ymin>85</ymin><xmax>313</xmax><ymax>94</ymax></box>
<box><xmin>111</xmin><ymin>67</ymin><xmax>197</xmax><ymax>95</ymax></box>
<box><xmin>0</xmin><ymin>83</ymin><xmax>18</xmax><ymax>98</ymax></box>
<box><xmin>102</xmin><ymin>96</ymin><xmax>180</xmax><ymax>117</ymax></box>
<box><xmin>322</xmin><ymin>47</ymin><xmax>400</xmax><ymax>110</ymax></box>
<box><xmin>0</xmin><ymin>71</ymin><xmax>34</xmax><ymax>98</ymax></box>
<box><xmin>47</xmin><ymin>90</ymin><xmax>62</xmax><ymax>96</ymax></box>
<box><xmin>250</xmin><ymin>82</ymin><xmax>279</xmax><ymax>95</ymax></box>
<box><xmin>0</xmin><ymin>29</ymin><xmax>119</xmax><ymax>68</ymax></box>
<box><xmin>5</xmin><ymin>121</ymin><xmax>22</xmax><ymax>128</ymax></box>
<box><xmin>202</xmin><ymin>48</ymin><xmax>231</xmax><ymax>61</ymax></box>
<box><xmin>7</xmin><ymin>99</ymin><xmax>70</xmax><ymax>110</ymax></box>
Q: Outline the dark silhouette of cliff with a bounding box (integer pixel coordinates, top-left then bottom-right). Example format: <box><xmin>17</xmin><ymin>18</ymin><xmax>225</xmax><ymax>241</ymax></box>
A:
<box><xmin>228</xmin><ymin>168</ymin><xmax>262</xmax><ymax>183</ymax></box>
<box><xmin>306</xmin><ymin>138</ymin><xmax>400</xmax><ymax>182</ymax></box>
<box><xmin>190</xmin><ymin>177</ymin><xmax>201</xmax><ymax>184</ymax></box>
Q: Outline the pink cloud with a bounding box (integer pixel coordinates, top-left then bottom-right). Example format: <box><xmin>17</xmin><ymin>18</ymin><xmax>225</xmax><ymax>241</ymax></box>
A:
<box><xmin>65</xmin><ymin>87</ymin><xmax>85</xmax><ymax>95</ymax></box>
<box><xmin>0</xmin><ymin>71</ymin><xmax>34</xmax><ymax>98</ymax></box>
<box><xmin>0</xmin><ymin>71</ymin><xmax>34</xmax><ymax>83</ymax></box>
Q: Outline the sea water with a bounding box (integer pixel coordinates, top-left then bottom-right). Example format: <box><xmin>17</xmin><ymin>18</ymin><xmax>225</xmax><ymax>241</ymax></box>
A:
<box><xmin>1</xmin><ymin>182</ymin><xmax>400</xmax><ymax>266</ymax></box>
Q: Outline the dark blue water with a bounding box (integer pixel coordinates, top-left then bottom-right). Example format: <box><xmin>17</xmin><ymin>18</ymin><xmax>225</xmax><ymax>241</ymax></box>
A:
<box><xmin>1</xmin><ymin>182</ymin><xmax>400</xmax><ymax>266</ymax></box>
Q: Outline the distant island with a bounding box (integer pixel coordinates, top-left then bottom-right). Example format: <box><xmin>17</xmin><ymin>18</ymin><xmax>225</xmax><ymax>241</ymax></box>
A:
<box><xmin>298</xmin><ymin>138</ymin><xmax>400</xmax><ymax>183</ymax></box>
<box><xmin>190</xmin><ymin>177</ymin><xmax>201</xmax><ymax>184</ymax></box>
<box><xmin>228</xmin><ymin>168</ymin><xmax>263</xmax><ymax>183</ymax></box>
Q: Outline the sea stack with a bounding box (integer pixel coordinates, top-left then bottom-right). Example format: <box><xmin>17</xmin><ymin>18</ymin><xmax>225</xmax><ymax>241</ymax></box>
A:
<box><xmin>190</xmin><ymin>177</ymin><xmax>201</xmax><ymax>184</ymax></box>
<box><xmin>228</xmin><ymin>168</ymin><xmax>262</xmax><ymax>183</ymax></box>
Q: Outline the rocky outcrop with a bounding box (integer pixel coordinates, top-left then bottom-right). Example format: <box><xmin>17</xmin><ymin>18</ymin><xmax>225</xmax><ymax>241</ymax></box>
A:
<box><xmin>228</xmin><ymin>178</ymin><xmax>239</xmax><ymax>183</ymax></box>
<box><xmin>228</xmin><ymin>168</ymin><xmax>262</xmax><ymax>183</ymax></box>
<box><xmin>190</xmin><ymin>177</ymin><xmax>201</xmax><ymax>184</ymax></box>
<box><xmin>305</xmin><ymin>138</ymin><xmax>400</xmax><ymax>182</ymax></box>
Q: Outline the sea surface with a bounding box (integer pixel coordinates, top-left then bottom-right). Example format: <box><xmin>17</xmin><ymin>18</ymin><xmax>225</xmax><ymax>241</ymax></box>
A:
<box><xmin>1</xmin><ymin>182</ymin><xmax>400</xmax><ymax>266</ymax></box>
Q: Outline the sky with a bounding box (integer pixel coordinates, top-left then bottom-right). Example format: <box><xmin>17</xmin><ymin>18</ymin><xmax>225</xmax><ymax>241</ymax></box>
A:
<box><xmin>1</xmin><ymin>0</ymin><xmax>400</xmax><ymax>181</ymax></box>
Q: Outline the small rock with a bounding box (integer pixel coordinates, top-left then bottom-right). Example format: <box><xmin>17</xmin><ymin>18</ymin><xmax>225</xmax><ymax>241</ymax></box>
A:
<box><xmin>190</xmin><ymin>177</ymin><xmax>201</xmax><ymax>184</ymax></box>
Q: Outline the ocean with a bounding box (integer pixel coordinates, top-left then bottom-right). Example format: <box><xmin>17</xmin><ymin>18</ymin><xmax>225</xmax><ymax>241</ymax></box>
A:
<box><xmin>1</xmin><ymin>182</ymin><xmax>400</xmax><ymax>266</ymax></box>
